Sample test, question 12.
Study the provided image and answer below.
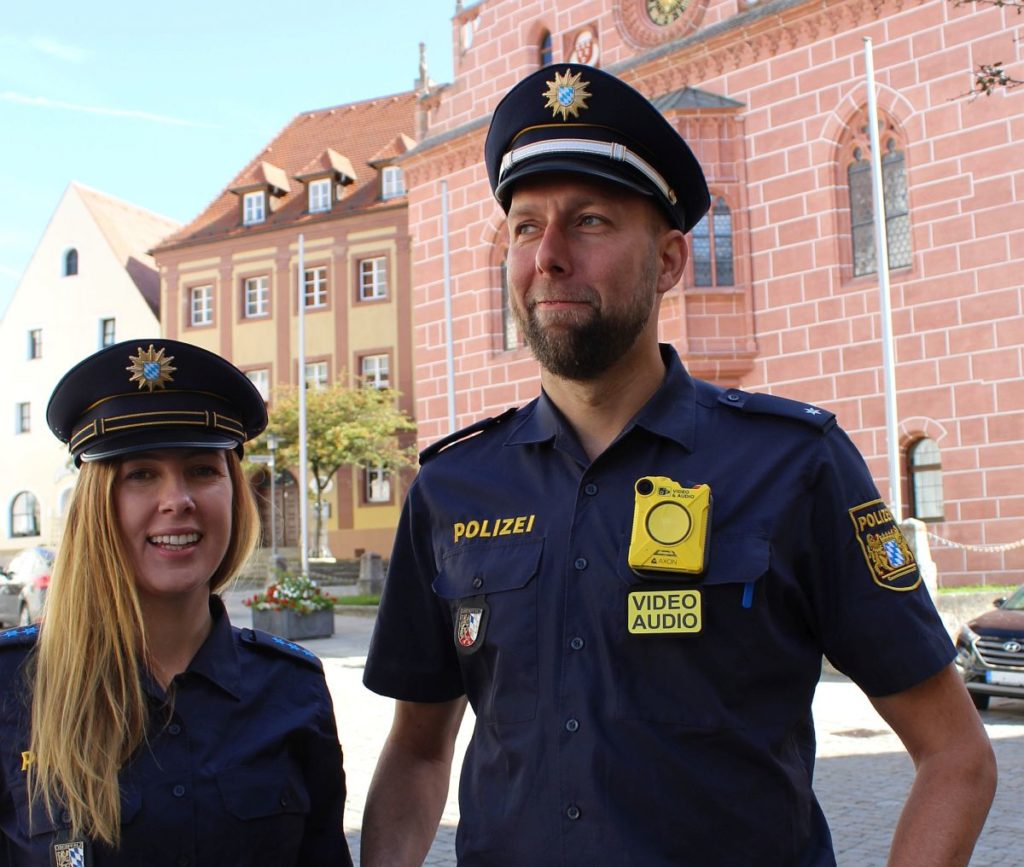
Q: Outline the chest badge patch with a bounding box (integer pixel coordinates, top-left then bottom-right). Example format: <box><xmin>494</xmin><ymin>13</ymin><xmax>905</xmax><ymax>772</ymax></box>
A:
<box><xmin>455</xmin><ymin>596</ymin><xmax>489</xmax><ymax>655</ymax></box>
<box><xmin>627</xmin><ymin>588</ymin><xmax>702</xmax><ymax>634</ymax></box>
<box><xmin>50</xmin><ymin>833</ymin><xmax>92</xmax><ymax>866</ymax></box>
<box><xmin>849</xmin><ymin>499</ymin><xmax>920</xmax><ymax>591</ymax></box>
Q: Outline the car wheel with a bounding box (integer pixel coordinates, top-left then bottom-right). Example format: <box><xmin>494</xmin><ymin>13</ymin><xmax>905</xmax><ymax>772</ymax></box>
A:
<box><xmin>970</xmin><ymin>692</ymin><xmax>990</xmax><ymax>711</ymax></box>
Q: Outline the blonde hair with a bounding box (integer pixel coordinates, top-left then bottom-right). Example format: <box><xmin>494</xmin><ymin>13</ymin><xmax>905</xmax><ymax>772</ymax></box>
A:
<box><xmin>27</xmin><ymin>450</ymin><xmax>259</xmax><ymax>846</ymax></box>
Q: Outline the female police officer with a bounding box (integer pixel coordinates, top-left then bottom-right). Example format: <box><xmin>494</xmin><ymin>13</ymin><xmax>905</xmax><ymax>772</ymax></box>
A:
<box><xmin>0</xmin><ymin>339</ymin><xmax>351</xmax><ymax>866</ymax></box>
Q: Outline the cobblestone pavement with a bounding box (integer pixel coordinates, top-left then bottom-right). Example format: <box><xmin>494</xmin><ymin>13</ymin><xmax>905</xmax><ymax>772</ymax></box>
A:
<box><xmin>227</xmin><ymin>593</ymin><xmax>1024</xmax><ymax>866</ymax></box>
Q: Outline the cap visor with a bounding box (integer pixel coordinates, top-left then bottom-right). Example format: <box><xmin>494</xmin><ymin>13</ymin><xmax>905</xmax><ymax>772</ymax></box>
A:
<box><xmin>495</xmin><ymin>156</ymin><xmax>655</xmax><ymax>205</ymax></box>
<box><xmin>78</xmin><ymin>430</ymin><xmax>239</xmax><ymax>463</ymax></box>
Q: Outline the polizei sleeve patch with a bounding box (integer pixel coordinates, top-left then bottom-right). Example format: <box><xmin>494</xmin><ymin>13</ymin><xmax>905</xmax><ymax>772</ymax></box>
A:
<box><xmin>718</xmin><ymin>389</ymin><xmax>836</xmax><ymax>431</ymax></box>
<box><xmin>848</xmin><ymin>499</ymin><xmax>920</xmax><ymax>591</ymax></box>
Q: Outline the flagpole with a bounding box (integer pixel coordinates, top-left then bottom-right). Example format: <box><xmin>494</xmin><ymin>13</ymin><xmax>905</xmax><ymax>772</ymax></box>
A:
<box><xmin>864</xmin><ymin>37</ymin><xmax>903</xmax><ymax>521</ymax></box>
<box><xmin>297</xmin><ymin>233</ymin><xmax>310</xmax><ymax>574</ymax></box>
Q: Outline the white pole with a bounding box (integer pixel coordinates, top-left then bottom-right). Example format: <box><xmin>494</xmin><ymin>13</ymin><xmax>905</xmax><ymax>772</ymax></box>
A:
<box><xmin>297</xmin><ymin>234</ymin><xmax>310</xmax><ymax>574</ymax></box>
<box><xmin>864</xmin><ymin>37</ymin><xmax>903</xmax><ymax>521</ymax></box>
<box><xmin>441</xmin><ymin>180</ymin><xmax>457</xmax><ymax>433</ymax></box>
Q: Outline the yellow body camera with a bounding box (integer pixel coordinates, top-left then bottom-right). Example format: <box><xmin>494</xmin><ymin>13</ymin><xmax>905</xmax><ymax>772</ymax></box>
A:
<box><xmin>628</xmin><ymin>476</ymin><xmax>712</xmax><ymax>577</ymax></box>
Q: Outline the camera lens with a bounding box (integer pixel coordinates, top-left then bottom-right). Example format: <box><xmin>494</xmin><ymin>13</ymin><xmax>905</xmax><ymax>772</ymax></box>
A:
<box><xmin>635</xmin><ymin>478</ymin><xmax>654</xmax><ymax>496</ymax></box>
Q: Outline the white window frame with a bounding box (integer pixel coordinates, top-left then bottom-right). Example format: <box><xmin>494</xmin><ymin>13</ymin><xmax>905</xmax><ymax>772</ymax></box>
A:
<box><xmin>11</xmin><ymin>491</ymin><xmax>40</xmax><ymax>537</ymax></box>
<box><xmin>99</xmin><ymin>317</ymin><xmax>116</xmax><ymax>347</ymax></box>
<box><xmin>190</xmin><ymin>285</ymin><xmax>214</xmax><ymax>326</ymax></box>
<box><xmin>28</xmin><ymin>329</ymin><xmax>42</xmax><ymax>360</ymax></box>
<box><xmin>308</xmin><ymin>178</ymin><xmax>332</xmax><ymax>213</ymax></box>
<box><xmin>15</xmin><ymin>402</ymin><xmax>30</xmax><ymax>434</ymax></box>
<box><xmin>360</xmin><ymin>354</ymin><xmax>390</xmax><ymax>389</ymax></box>
<box><xmin>381</xmin><ymin>166</ymin><xmax>405</xmax><ymax>200</ymax></box>
<box><xmin>245</xmin><ymin>369</ymin><xmax>270</xmax><ymax>402</ymax></box>
<box><xmin>359</xmin><ymin>257</ymin><xmax>388</xmax><ymax>301</ymax></box>
<box><xmin>244</xmin><ymin>276</ymin><xmax>270</xmax><ymax>318</ymax></box>
<box><xmin>366</xmin><ymin>467</ymin><xmax>391</xmax><ymax>503</ymax></box>
<box><xmin>304</xmin><ymin>266</ymin><xmax>328</xmax><ymax>308</ymax></box>
<box><xmin>304</xmin><ymin>361</ymin><xmax>329</xmax><ymax>390</ymax></box>
<box><xmin>243</xmin><ymin>191</ymin><xmax>266</xmax><ymax>225</ymax></box>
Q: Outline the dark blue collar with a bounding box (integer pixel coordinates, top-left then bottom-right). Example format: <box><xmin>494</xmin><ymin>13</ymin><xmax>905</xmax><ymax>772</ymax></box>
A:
<box><xmin>142</xmin><ymin>594</ymin><xmax>242</xmax><ymax>701</ymax></box>
<box><xmin>504</xmin><ymin>344</ymin><xmax>697</xmax><ymax>454</ymax></box>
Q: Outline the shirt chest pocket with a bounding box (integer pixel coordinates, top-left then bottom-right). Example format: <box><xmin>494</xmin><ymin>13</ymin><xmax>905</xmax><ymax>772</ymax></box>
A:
<box><xmin>8</xmin><ymin>777</ymin><xmax>142</xmax><ymax>841</ymax></box>
<box><xmin>613</xmin><ymin>534</ymin><xmax>771</xmax><ymax>727</ymax></box>
<box><xmin>214</xmin><ymin>760</ymin><xmax>311</xmax><ymax>856</ymax></box>
<box><xmin>433</xmin><ymin>538</ymin><xmax>544</xmax><ymax>724</ymax></box>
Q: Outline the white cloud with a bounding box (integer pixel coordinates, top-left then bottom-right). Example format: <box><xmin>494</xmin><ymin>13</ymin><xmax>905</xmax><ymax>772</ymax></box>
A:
<box><xmin>0</xmin><ymin>91</ymin><xmax>221</xmax><ymax>128</ymax></box>
<box><xmin>29</xmin><ymin>37</ymin><xmax>91</xmax><ymax>63</ymax></box>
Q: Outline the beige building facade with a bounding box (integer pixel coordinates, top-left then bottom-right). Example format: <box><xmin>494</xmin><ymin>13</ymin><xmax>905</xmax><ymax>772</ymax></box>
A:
<box><xmin>153</xmin><ymin>91</ymin><xmax>421</xmax><ymax>559</ymax></box>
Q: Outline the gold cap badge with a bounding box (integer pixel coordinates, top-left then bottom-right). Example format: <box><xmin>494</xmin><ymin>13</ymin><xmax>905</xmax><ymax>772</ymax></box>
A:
<box><xmin>543</xmin><ymin>69</ymin><xmax>592</xmax><ymax>121</ymax></box>
<box><xmin>126</xmin><ymin>345</ymin><xmax>177</xmax><ymax>392</ymax></box>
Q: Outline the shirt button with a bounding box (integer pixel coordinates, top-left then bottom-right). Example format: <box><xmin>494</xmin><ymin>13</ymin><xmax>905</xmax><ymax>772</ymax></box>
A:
<box><xmin>566</xmin><ymin>804</ymin><xmax>581</xmax><ymax>820</ymax></box>
<box><xmin>168</xmin><ymin>723</ymin><xmax>182</xmax><ymax>736</ymax></box>
<box><xmin>565</xmin><ymin>718</ymin><xmax>580</xmax><ymax>733</ymax></box>
<box><xmin>574</xmin><ymin>558</ymin><xmax>588</xmax><ymax>571</ymax></box>
<box><xmin>172</xmin><ymin>784</ymin><xmax>186</xmax><ymax>798</ymax></box>
<box><xmin>570</xmin><ymin>637</ymin><xmax>585</xmax><ymax>651</ymax></box>
<box><xmin>584</xmin><ymin>483</ymin><xmax>598</xmax><ymax>496</ymax></box>
<box><xmin>727</xmin><ymin>392</ymin><xmax>741</xmax><ymax>402</ymax></box>
<box><xmin>472</xmin><ymin>576</ymin><xmax>483</xmax><ymax>589</ymax></box>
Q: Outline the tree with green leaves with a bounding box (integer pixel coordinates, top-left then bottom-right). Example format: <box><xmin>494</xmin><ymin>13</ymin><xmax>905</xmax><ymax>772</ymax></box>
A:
<box><xmin>247</xmin><ymin>379</ymin><xmax>416</xmax><ymax>557</ymax></box>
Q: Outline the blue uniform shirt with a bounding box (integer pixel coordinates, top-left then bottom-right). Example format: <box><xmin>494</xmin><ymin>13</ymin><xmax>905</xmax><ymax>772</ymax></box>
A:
<box><xmin>364</xmin><ymin>344</ymin><xmax>953</xmax><ymax>867</ymax></box>
<box><xmin>0</xmin><ymin>595</ymin><xmax>351</xmax><ymax>867</ymax></box>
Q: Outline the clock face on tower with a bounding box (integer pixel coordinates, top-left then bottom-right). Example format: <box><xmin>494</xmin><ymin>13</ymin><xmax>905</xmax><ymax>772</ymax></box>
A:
<box><xmin>646</xmin><ymin>0</ymin><xmax>689</xmax><ymax>25</ymax></box>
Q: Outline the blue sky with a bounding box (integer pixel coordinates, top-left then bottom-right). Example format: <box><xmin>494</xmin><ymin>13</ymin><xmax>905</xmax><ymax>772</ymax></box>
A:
<box><xmin>0</xmin><ymin>0</ymin><xmax>457</xmax><ymax>316</ymax></box>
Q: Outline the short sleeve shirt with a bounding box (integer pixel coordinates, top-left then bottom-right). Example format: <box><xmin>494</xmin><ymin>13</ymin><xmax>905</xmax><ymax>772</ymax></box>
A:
<box><xmin>0</xmin><ymin>595</ymin><xmax>351</xmax><ymax>867</ymax></box>
<box><xmin>364</xmin><ymin>344</ymin><xmax>953</xmax><ymax>867</ymax></box>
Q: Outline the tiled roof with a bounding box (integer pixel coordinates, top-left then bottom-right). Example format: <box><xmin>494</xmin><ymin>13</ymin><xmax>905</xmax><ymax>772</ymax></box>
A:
<box><xmin>295</xmin><ymin>148</ymin><xmax>358</xmax><ymax>183</ymax></box>
<box><xmin>650</xmin><ymin>87</ymin><xmax>744</xmax><ymax>111</ymax></box>
<box><xmin>230</xmin><ymin>160</ymin><xmax>292</xmax><ymax>195</ymax></box>
<box><xmin>368</xmin><ymin>133</ymin><xmax>418</xmax><ymax>167</ymax></box>
<box><xmin>75</xmin><ymin>183</ymin><xmax>180</xmax><ymax>314</ymax></box>
<box><xmin>157</xmin><ymin>90</ymin><xmax>419</xmax><ymax>250</ymax></box>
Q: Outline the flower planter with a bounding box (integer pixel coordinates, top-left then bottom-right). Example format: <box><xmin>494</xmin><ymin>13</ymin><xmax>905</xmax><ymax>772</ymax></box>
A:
<box><xmin>251</xmin><ymin>608</ymin><xmax>335</xmax><ymax>640</ymax></box>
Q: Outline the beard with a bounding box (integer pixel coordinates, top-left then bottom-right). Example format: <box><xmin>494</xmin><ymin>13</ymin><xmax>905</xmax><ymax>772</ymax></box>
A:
<box><xmin>512</xmin><ymin>254</ymin><xmax>659</xmax><ymax>381</ymax></box>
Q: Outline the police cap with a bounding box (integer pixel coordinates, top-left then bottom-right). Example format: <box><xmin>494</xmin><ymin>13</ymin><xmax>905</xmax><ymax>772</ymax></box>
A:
<box><xmin>46</xmin><ymin>339</ymin><xmax>268</xmax><ymax>466</ymax></box>
<box><xmin>485</xmin><ymin>63</ymin><xmax>710</xmax><ymax>233</ymax></box>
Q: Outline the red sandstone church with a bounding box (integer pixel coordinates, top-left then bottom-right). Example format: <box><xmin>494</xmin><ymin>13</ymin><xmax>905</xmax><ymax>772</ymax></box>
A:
<box><xmin>401</xmin><ymin>0</ymin><xmax>1023</xmax><ymax>587</ymax></box>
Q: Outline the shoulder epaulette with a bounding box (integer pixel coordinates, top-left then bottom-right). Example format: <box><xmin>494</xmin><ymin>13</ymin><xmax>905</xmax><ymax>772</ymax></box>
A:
<box><xmin>718</xmin><ymin>388</ymin><xmax>836</xmax><ymax>431</ymax></box>
<box><xmin>0</xmin><ymin>623</ymin><xmax>40</xmax><ymax>649</ymax></box>
<box><xmin>419</xmin><ymin>407</ymin><xmax>519</xmax><ymax>465</ymax></box>
<box><xmin>238</xmin><ymin>627</ymin><xmax>323</xmax><ymax>672</ymax></box>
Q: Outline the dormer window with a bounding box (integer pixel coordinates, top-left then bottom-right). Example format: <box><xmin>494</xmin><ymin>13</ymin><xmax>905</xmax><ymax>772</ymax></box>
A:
<box><xmin>63</xmin><ymin>248</ymin><xmax>78</xmax><ymax>276</ymax></box>
<box><xmin>382</xmin><ymin>166</ymin><xmax>405</xmax><ymax>200</ymax></box>
<box><xmin>309</xmin><ymin>178</ymin><xmax>332</xmax><ymax>213</ymax></box>
<box><xmin>243</xmin><ymin>192</ymin><xmax>266</xmax><ymax>225</ymax></box>
<box><xmin>295</xmin><ymin>149</ymin><xmax>356</xmax><ymax>213</ymax></box>
<box><xmin>231</xmin><ymin>161</ymin><xmax>289</xmax><ymax>227</ymax></box>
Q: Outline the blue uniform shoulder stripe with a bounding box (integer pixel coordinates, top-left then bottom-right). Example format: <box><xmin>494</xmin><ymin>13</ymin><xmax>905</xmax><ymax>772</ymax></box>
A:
<box><xmin>419</xmin><ymin>407</ymin><xmax>519</xmax><ymax>464</ymax></box>
<box><xmin>0</xmin><ymin>623</ymin><xmax>40</xmax><ymax>648</ymax></box>
<box><xmin>239</xmin><ymin>627</ymin><xmax>324</xmax><ymax>671</ymax></box>
<box><xmin>718</xmin><ymin>388</ymin><xmax>836</xmax><ymax>431</ymax></box>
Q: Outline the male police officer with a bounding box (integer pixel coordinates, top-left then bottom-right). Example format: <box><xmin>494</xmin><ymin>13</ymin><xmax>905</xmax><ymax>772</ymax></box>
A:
<box><xmin>361</xmin><ymin>64</ymin><xmax>995</xmax><ymax>866</ymax></box>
